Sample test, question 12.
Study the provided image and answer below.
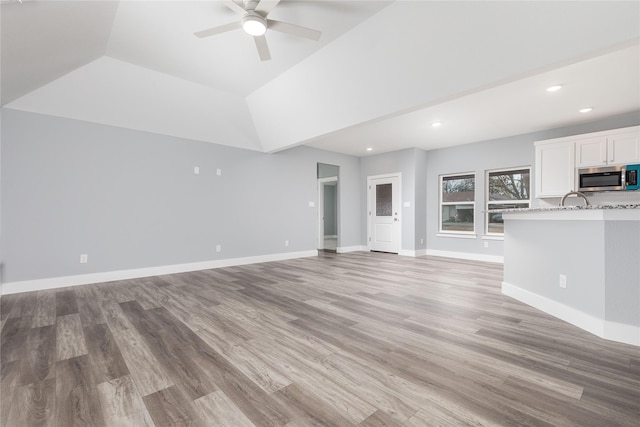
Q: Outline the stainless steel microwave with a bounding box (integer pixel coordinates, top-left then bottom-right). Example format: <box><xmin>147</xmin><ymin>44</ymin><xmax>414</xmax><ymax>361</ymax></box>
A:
<box><xmin>577</xmin><ymin>164</ymin><xmax>640</xmax><ymax>192</ymax></box>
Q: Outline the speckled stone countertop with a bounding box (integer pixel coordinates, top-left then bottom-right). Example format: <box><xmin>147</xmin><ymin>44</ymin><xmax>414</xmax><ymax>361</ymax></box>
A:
<box><xmin>494</xmin><ymin>204</ymin><xmax>640</xmax><ymax>213</ymax></box>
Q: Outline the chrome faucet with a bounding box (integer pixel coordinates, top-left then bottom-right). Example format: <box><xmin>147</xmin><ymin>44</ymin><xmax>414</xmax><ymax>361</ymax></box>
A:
<box><xmin>560</xmin><ymin>191</ymin><xmax>591</xmax><ymax>206</ymax></box>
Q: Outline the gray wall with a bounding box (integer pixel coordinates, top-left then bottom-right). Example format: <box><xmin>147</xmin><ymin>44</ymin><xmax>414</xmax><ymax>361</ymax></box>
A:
<box><xmin>604</xmin><ymin>220</ymin><xmax>640</xmax><ymax>327</ymax></box>
<box><xmin>1</xmin><ymin>109</ymin><xmax>361</xmax><ymax>284</ymax></box>
<box><xmin>504</xmin><ymin>218</ymin><xmax>606</xmax><ymax>318</ymax></box>
<box><xmin>318</xmin><ymin>162</ymin><xmax>339</xmax><ymax>237</ymax></box>
<box><xmin>414</xmin><ymin>148</ymin><xmax>428</xmax><ymax>252</ymax></box>
<box><xmin>356</xmin><ymin>111</ymin><xmax>639</xmax><ymax>257</ymax></box>
<box><xmin>426</xmin><ymin>133</ymin><xmax>533</xmax><ymax>257</ymax></box>
<box><xmin>504</xmin><ymin>216</ymin><xmax>640</xmax><ymax>330</ymax></box>
<box><xmin>360</xmin><ymin>148</ymin><xmax>424</xmax><ymax>252</ymax></box>
<box><xmin>323</xmin><ymin>184</ymin><xmax>337</xmax><ymax>236</ymax></box>
<box><xmin>317</xmin><ymin>163</ymin><xmax>338</xmax><ymax>179</ymax></box>
<box><xmin>425</xmin><ymin>111</ymin><xmax>640</xmax><ymax>257</ymax></box>
<box><xmin>3</xmin><ymin>107</ymin><xmax>639</xmax><ymax>286</ymax></box>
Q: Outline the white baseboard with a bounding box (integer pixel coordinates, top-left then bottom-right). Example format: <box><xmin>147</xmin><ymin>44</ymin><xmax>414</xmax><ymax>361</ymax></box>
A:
<box><xmin>502</xmin><ymin>281</ymin><xmax>639</xmax><ymax>346</ymax></box>
<box><xmin>1</xmin><ymin>250</ymin><xmax>318</xmax><ymax>295</ymax></box>
<box><xmin>399</xmin><ymin>249</ymin><xmax>427</xmax><ymax>257</ymax></box>
<box><xmin>337</xmin><ymin>245</ymin><xmax>366</xmax><ymax>253</ymax></box>
<box><xmin>604</xmin><ymin>321</ymin><xmax>640</xmax><ymax>347</ymax></box>
<box><xmin>426</xmin><ymin>249</ymin><xmax>504</xmax><ymax>264</ymax></box>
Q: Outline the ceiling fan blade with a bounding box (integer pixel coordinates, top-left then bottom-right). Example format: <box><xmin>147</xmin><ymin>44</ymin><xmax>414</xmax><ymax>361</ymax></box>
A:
<box><xmin>254</xmin><ymin>0</ymin><xmax>280</xmax><ymax>16</ymax></box>
<box><xmin>222</xmin><ymin>0</ymin><xmax>247</xmax><ymax>16</ymax></box>
<box><xmin>267</xmin><ymin>20</ymin><xmax>321</xmax><ymax>41</ymax></box>
<box><xmin>254</xmin><ymin>35</ymin><xmax>271</xmax><ymax>61</ymax></box>
<box><xmin>194</xmin><ymin>21</ymin><xmax>242</xmax><ymax>38</ymax></box>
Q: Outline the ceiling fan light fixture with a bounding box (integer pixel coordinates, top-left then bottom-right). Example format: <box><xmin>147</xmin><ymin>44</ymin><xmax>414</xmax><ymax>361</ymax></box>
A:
<box><xmin>242</xmin><ymin>13</ymin><xmax>267</xmax><ymax>36</ymax></box>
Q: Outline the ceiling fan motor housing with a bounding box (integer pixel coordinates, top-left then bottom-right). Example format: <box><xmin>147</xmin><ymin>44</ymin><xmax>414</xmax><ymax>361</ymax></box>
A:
<box><xmin>242</xmin><ymin>11</ymin><xmax>267</xmax><ymax>36</ymax></box>
<box><xmin>195</xmin><ymin>0</ymin><xmax>321</xmax><ymax>61</ymax></box>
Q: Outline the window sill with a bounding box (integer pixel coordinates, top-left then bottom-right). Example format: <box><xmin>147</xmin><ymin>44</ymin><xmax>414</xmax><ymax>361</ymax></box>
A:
<box><xmin>436</xmin><ymin>233</ymin><xmax>477</xmax><ymax>240</ymax></box>
<box><xmin>482</xmin><ymin>235</ymin><xmax>504</xmax><ymax>241</ymax></box>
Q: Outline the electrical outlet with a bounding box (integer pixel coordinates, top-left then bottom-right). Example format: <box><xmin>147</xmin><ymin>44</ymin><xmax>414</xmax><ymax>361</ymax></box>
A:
<box><xmin>80</xmin><ymin>254</ymin><xmax>88</xmax><ymax>264</ymax></box>
<box><xmin>484</xmin><ymin>241</ymin><xmax>489</xmax><ymax>248</ymax></box>
<box><xmin>216</xmin><ymin>168</ymin><xmax>222</xmax><ymax>176</ymax></box>
<box><xmin>420</xmin><ymin>238</ymin><xmax>424</xmax><ymax>245</ymax></box>
<box><xmin>285</xmin><ymin>240</ymin><xmax>289</xmax><ymax>247</ymax></box>
<box><xmin>216</xmin><ymin>245</ymin><xmax>221</xmax><ymax>252</ymax></box>
<box><xmin>193</xmin><ymin>166</ymin><xmax>200</xmax><ymax>175</ymax></box>
<box><xmin>559</xmin><ymin>274</ymin><xmax>567</xmax><ymax>288</ymax></box>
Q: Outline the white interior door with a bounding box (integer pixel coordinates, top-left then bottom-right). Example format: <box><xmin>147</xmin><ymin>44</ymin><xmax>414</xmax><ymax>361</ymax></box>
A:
<box><xmin>368</xmin><ymin>175</ymin><xmax>400</xmax><ymax>253</ymax></box>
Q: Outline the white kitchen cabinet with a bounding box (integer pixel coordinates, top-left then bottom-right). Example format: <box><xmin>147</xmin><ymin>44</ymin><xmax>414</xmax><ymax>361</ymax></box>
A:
<box><xmin>575</xmin><ymin>136</ymin><xmax>607</xmax><ymax>167</ymax></box>
<box><xmin>535</xmin><ymin>126</ymin><xmax>640</xmax><ymax>199</ymax></box>
<box><xmin>535</xmin><ymin>140</ymin><xmax>575</xmax><ymax>198</ymax></box>
<box><xmin>608</xmin><ymin>131</ymin><xmax>639</xmax><ymax>165</ymax></box>
<box><xmin>575</xmin><ymin>128</ymin><xmax>640</xmax><ymax>167</ymax></box>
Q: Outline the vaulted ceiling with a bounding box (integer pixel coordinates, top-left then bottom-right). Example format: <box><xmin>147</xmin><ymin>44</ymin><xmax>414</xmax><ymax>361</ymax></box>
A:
<box><xmin>2</xmin><ymin>1</ymin><xmax>639</xmax><ymax>156</ymax></box>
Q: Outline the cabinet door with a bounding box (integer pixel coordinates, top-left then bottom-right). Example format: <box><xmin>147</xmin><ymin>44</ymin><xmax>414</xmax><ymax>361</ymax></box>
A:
<box><xmin>535</xmin><ymin>142</ymin><xmax>575</xmax><ymax>198</ymax></box>
<box><xmin>608</xmin><ymin>131</ymin><xmax>640</xmax><ymax>165</ymax></box>
<box><xmin>575</xmin><ymin>136</ymin><xmax>607</xmax><ymax>167</ymax></box>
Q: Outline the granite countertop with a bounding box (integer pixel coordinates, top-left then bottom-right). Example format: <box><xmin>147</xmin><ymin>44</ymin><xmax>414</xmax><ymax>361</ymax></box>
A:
<box><xmin>493</xmin><ymin>204</ymin><xmax>640</xmax><ymax>213</ymax></box>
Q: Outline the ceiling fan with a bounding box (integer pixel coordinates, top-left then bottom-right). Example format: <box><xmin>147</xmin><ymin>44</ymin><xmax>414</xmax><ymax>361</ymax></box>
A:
<box><xmin>195</xmin><ymin>0</ymin><xmax>321</xmax><ymax>61</ymax></box>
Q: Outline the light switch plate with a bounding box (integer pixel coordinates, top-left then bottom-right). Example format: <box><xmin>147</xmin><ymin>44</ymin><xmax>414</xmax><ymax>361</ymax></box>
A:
<box><xmin>559</xmin><ymin>274</ymin><xmax>567</xmax><ymax>288</ymax></box>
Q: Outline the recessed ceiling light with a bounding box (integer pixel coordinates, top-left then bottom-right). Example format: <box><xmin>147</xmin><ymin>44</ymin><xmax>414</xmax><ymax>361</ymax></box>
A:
<box><xmin>546</xmin><ymin>85</ymin><xmax>562</xmax><ymax>92</ymax></box>
<box><xmin>366</xmin><ymin>147</ymin><xmax>373</xmax><ymax>152</ymax></box>
<box><xmin>431</xmin><ymin>122</ymin><xmax>443</xmax><ymax>128</ymax></box>
<box><xmin>579</xmin><ymin>107</ymin><xmax>593</xmax><ymax>113</ymax></box>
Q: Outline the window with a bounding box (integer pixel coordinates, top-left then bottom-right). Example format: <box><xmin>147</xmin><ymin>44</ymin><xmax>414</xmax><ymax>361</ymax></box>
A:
<box><xmin>486</xmin><ymin>168</ymin><xmax>530</xmax><ymax>234</ymax></box>
<box><xmin>440</xmin><ymin>173</ymin><xmax>475</xmax><ymax>234</ymax></box>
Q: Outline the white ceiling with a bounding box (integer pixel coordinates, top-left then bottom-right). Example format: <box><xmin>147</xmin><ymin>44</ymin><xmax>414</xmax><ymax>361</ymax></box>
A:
<box><xmin>2</xmin><ymin>1</ymin><xmax>639</xmax><ymax>156</ymax></box>
<box><xmin>308</xmin><ymin>44</ymin><xmax>640</xmax><ymax>156</ymax></box>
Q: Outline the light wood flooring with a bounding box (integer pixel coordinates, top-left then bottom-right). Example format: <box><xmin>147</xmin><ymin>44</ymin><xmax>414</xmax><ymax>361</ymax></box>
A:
<box><xmin>1</xmin><ymin>252</ymin><xmax>639</xmax><ymax>426</ymax></box>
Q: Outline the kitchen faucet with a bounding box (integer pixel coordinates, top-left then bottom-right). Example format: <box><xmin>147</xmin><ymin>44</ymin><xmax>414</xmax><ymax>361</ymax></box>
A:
<box><xmin>560</xmin><ymin>191</ymin><xmax>591</xmax><ymax>206</ymax></box>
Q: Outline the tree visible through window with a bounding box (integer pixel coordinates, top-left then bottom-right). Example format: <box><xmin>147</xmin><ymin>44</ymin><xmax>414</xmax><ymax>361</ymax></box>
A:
<box><xmin>486</xmin><ymin>168</ymin><xmax>530</xmax><ymax>234</ymax></box>
<box><xmin>440</xmin><ymin>174</ymin><xmax>475</xmax><ymax>233</ymax></box>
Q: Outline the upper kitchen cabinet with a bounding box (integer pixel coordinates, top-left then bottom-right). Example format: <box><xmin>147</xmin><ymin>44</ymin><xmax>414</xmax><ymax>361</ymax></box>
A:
<box><xmin>575</xmin><ymin>127</ymin><xmax>640</xmax><ymax>167</ymax></box>
<box><xmin>535</xmin><ymin>126</ymin><xmax>640</xmax><ymax>198</ymax></box>
<box><xmin>535</xmin><ymin>140</ymin><xmax>575</xmax><ymax>198</ymax></box>
<box><xmin>575</xmin><ymin>136</ymin><xmax>607</xmax><ymax>167</ymax></box>
<box><xmin>608</xmin><ymin>130</ymin><xmax>640</xmax><ymax>165</ymax></box>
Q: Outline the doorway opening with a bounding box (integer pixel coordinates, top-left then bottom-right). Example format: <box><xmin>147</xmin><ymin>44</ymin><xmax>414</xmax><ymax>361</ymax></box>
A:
<box><xmin>317</xmin><ymin>163</ymin><xmax>339</xmax><ymax>252</ymax></box>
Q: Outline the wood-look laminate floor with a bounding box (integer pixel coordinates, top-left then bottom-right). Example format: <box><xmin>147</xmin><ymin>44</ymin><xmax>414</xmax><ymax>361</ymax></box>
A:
<box><xmin>1</xmin><ymin>252</ymin><xmax>639</xmax><ymax>426</ymax></box>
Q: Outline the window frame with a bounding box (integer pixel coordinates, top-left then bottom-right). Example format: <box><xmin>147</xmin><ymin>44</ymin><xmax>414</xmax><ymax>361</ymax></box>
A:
<box><xmin>439</xmin><ymin>172</ymin><xmax>476</xmax><ymax>235</ymax></box>
<box><xmin>485</xmin><ymin>166</ymin><xmax>531</xmax><ymax>236</ymax></box>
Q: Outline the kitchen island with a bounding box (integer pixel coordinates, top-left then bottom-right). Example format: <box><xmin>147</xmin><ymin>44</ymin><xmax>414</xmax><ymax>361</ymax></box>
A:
<box><xmin>501</xmin><ymin>204</ymin><xmax>640</xmax><ymax>346</ymax></box>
